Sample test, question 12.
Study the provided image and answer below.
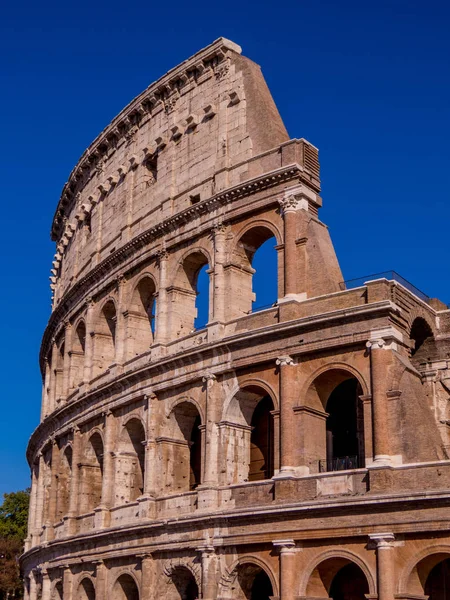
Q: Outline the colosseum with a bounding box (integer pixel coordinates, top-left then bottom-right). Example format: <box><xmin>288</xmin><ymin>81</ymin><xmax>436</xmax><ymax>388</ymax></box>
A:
<box><xmin>22</xmin><ymin>37</ymin><xmax>450</xmax><ymax>600</ymax></box>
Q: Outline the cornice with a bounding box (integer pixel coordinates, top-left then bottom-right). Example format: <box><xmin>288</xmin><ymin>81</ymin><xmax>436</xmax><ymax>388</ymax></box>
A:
<box><xmin>40</xmin><ymin>163</ymin><xmax>303</xmax><ymax>374</ymax></box>
<box><xmin>51</xmin><ymin>37</ymin><xmax>242</xmax><ymax>241</ymax></box>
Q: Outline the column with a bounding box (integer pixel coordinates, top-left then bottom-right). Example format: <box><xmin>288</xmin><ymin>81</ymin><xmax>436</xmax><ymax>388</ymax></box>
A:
<box><xmin>84</xmin><ymin>298</ymin><xmax>95</xmax><ymax>383</ymax></box>
<box><xmin>115</xmin><ymin>275</ymin><xmax>127</xmax><ymax>366</ymax></box>
<box><xmin>41</xmin><ymin>568</ymin><xmax>51</xmax><ymax>600</ymax></box>
<box><xmin>212</xmin><ymin>224</ymin><xmax>226</xmax><ymax>323</ymax></box>
<box><xmin>273</xmin><ymin>539</ymin><xmax>297</xmax><ymax>600</ymax></box>
<box><xmin>139</xmin><ymin>554</ymin><xmax>156</xmax><ymax>600</ymax></box>
<box><xmin>276</xmin><ymin>356</ymin><xmax>297</xmax><ymax>476</ymax></box>
<box><xmin>97</xmin><ymin>410</ymin><xmax>116</xmax><ymax>527</ymax></box>
<box><xmin>67</xmin><ymin>426</ymin><xmax>81</xmax><ymax>534</ymax></box>
<box><xmin>40</xmin><ymin>358</ymin><xmax>51</xmax><ymax>420</ymax></box>
<box><xmin>34</xmin><ymin>454</ymin><xmax>45</xmax><ymax>541</ymax></box>
<box><xmin>29</xmin><ymin>570</ymin><xmax>38</xmax><ymax>600</ymax></box>
<box><xmin>197</xmin><ymin>544</ymin><xmax>217</xmax><ymax>600</ymax></box>
<box><xmin>95</xmin><ymin>560</ymin><xmax>108</xmax><ymax>600</ymax></box>
<box><xmin>45</xmin><ymin>439</ymin><xmax>60</xmax><ymax>539</ymax></box>
<box><xmin>49</xmin><ymin>339</ymin><xmax>58</xmax><ymax>412</ymax></box>
<box><xmin>140</xmin><ymin>394</ymin><xmax>157</xmax><ymax>519</ymax></box>
<box><xmin>25</xmin><ymin>463</ymin><xmax>38</xmax><ymax>550</ymax></box>
<box><xmin>366</xmin><ymin>338</ymin><xmax>392</xmax><ymax>464</ymax></box>
<box><xmin>62</xmin><ymin>322</ymin><xmax>72</xmax><ymax>397</ymax></box>
<box><xmin>155</xmin><ymin>250</ymin><xmax>169</xmax><ymax>345</ymax></box>
<box><xmin>63</xmin><ymin>565</ymin><xmax>74</xmax><ymax>600</ymax></box>
<box><xmin>369</xmin><ymin>533</ymin><xmax>395</xmax><ymax>600</ymax></box>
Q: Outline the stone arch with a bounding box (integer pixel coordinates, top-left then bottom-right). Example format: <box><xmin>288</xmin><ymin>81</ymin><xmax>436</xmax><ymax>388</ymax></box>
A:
<box><xmin>299</xmin><ymin>549</ymin><xmax>375</xmax><ymax>598</ymax></box>
<box><xmin>76</xmin><ymin>576</ymin><xmax>96</xmax><ymax>600</ymax></box>
<box><xmin>221</xmin><ymin>383</ymin><xmax>276</xmax><ymax>484</ymax></box>
<box><xmin>51</xmin><ymin>579</ymin><xmax>64</xmax><ymax>600</ymax></box>
<box><xmin>226</xmin><ymin>221</ymin><xmax>281</xmax><ymax>319</ymax></box>
<box><xmin>115</xmin><ymin>417</ymin><xmax>146</xmax><ymax>504</ymax></box>
<box><xmin>409</xmin><ymin>314</ymin><xmax>435</xmax><ymax>358</ymax></box>
<box><xmin>111</xmin><ymin>572</ymin><xmax>140</xmax><ymax>600</ymax></box>
<box><xmin>407</xmin><ymin>308</ymin><xmax>437</xmax><ymax>338</ymax></box>
<box><xmin>300</xmin><ymin>365</ymin><xmax>368</xmax><ymax>473</ymax></box>
<box><xmin>163</xmin><ymin>558</ymin><xmax>202</xmax><ymax>599</ymax></box>
<box><xmin>93</xmin><ymin>298</ymin><xmax>117</xmax><ymax>376</ymax></box>
<box><xmin>125</xmin><ymin>274</ymin><xmax>157</xmax><ymax>359</ymax></box>
<box><xmin>169</xmin><ymin>247</ymin><xmax>212</xmax><ymax>337</ymax></box>
<box><xmin>400</xmin><ymin>545</ymin><xmax>450</xmax><ymax>597</ymax></box>
<box><xmin>165</xmin><ymin>396</ymin><xmax>205</xmax><ymax>425</ymax></box>
<box><xmin>161</xmin><ymin>400</ymin><xmax>203</xmax><ymax>492</ymax></box>
<box><xmin>218</xmin><ymin>555</ymin><xmax>278</xmax><ymax>599</ymax></box>
<box><xmin>80</xmin><ymin>430</ymin><xmax>104</xmax><ymax>513</ymax></box>
<box><xmin>223</xmin><ymin>378</ymin><xmax>279</xmax><ymax>417</ymax></box>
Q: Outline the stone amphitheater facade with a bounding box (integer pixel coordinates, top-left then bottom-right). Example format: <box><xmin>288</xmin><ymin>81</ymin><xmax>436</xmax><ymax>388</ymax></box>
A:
<box><xmin>22</xmin><ymin>38</ymin><xmax>450</xmax><ymax>600</ymax></box>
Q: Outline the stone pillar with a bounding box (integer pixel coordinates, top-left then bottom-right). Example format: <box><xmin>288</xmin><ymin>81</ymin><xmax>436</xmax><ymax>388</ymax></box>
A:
<box><xmin>273</xmin><ymin>539</ymin><xmax>296</xmax><ymax>600</ymax></box>
<box><xmin>95</xmin><ymin>560</ymin><xmax>108</xmax><ymax>600</ymax></box>
<box><xmin>155</xmin><ymin>250</ymin><xmax>169</xmax><ymax>346</ymax></box>
<box><xmin>34</xmin><ymin>453</ymin><xmax>45</xmax><ymax>540</ymax></box>
<box><xmin>115</xmin><ymin>274</ymin><xmax>127</xmax><ymax>366</ymax></box>
<box><xmin>276</xmin><ymin>356</ymin><xmax>297</xmax><ymax>476</ymax></box>
<box><xmin>369</xmin><ymin>533</ymin><xmax>396</xmax><ymax>600</ymax></box>
<box><xmin>366</xmin><ymin>338</ymin><xmax>393</xmax><ymax>464</ymax></box>
<box><xmin>139</xmin><ymin>554</ymin><xmax>156</xmax><ymax>600</ymax></box>
<box><xmin>84</xmin><ymin>297</ymin><xmax>95</xmax><ymax>383</ymax></box>
<box><xmin>197</xmin><ymin>544</ymin><xmax>217</xmax><ymax>600</ymax></box>
<box><xmin>29</xmin><ymin>569</ymin><xmax>38</xmax><ymax>600</ymax></box>
<box><xmin>212</xmin><ymin>224</ymin><xmax>227</xmax><ymax>323</ymax></box>
<box><xmin>62</xmin><ymin>322</ymin><xmax>72</xmax><ymax>398</ymax></box>
<box><xmin>67</xmin><ymin>426</ymin><xmax>81</xmax><ymax>534</ymax></box>
<box><xmin>41</xmin><ymin>568</ymin><xmax>51</xmax><ymax>600</ymax></box>
<box><xmin>41</xmin><ymin>358</ymin><xmax>51</xmax><ymax>421</ymax></box>
<box><xmin>26</xmin><ymin>463</ymin><xmax>38</xmax><ymax>549</ymax></box>
<box><xmin>49</xmin><ymin>339</ymin><xmax>58</xmax><ymax>412</ymax></box>
<box><xmin>198</xmin><ymin>373</ymin><xmax>221</xmax><ymax>509</ymax></box>
<box><xmin>63</xmin><ymin>565</ymin><xmax>73</xmax><ymax>600</ymax></box>
<box><xmin>96</xmin><ymin>410</ymin><xmax>116</xmax><ymax>527</ymax></box>
<box><xmin>139</xmin><ymin>394</ymin><xmax>157</xmax><ymax>519</ymax></box>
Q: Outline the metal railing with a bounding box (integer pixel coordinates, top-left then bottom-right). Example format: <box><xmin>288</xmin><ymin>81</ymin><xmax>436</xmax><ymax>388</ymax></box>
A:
<box><xmin>319</xmin><ymin>455</ymin><xmax>359</xmax><ymax>473</ymax></box>
<box><xmin>339</xmin><ymin>270</ymin><xmax>430</xmax><ymax>303</ymax></box>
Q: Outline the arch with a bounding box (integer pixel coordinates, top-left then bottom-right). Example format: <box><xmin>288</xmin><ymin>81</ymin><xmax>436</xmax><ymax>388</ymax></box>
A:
<box><xmin>51</xmin><ymin>580</ymin><xmax>64</xmax><ymax>600</ymax></box>
<box><xmin>56</xmin><ymin>443</ymin><xmax>73</xmax><ymax>520</ymax></box>
<box><xmin>300</xmin><ymin>550</ymin><xmax>375</xmax><ymax>598</ymax></box>
<box><xmin>222</xmin><ymin>384</ymin><xmax>275</xmax><ymax>484</ymax></box>
<box><xmin>166</xmin><ymin>396</ymin><xmax>205</xmax><ymax>425</ymax></box>
<box><xmin>170</xmin><ymin>248</ymin><xmax>212</xmax><ymax>337</ymax></box>
<box><xmin>167</xmin><ymin>566</ymin><xmax>199</xmax><ymax>600</ymax></box>
<box><xmin>53</xmin><ymin>334</ymin><xmax>66</xmax><ymax>402</ymax></box>
<box><xmin>93</xmin><ymin>298</ymin><xmax>117</xmax><ymax>376</ymax></box>
<box><xmin>76</xmin><ymin>577</ymin><xmax>96</xmax><ymax>600</ymax></box>
<box><xmin>111</xmin><ymin>573</ymin><xmax>139</xmax><ymax>600</ymax></box>
<box><xmin>80</xmin><ymin>431</ymin><xmax>104</xmax><ymax>513</ymax></box>
<box><xmin>163</xmin><ymin>557</ymin><xmax>202</xmax><ymax>590</ymax></box>
<box><xmin>231</xmin><ymin>219</ymin><xmax>283</xmax><ymax>251</ymax></box>
<box><xmin>126</xmin><ymin>275</ymin><xmax>157</xmax><ymax>359</ymax></box>
<box><xmin>400</xmin><ymin>546</ymin><xmax>450</xmax><ymax>597</ymax></box>
<box><xmin>302</xmin><ymin>367</ymin><xmax>366</xmax><ymax>473</ymax></box>
<box><xmin>222</xmin><ymin>378</ymin><xmax>279</xmax><ymax>418</ymax></box>
<box><xmin>410</xmin><ymin>316</ymin><xmax>434</xmax><ymax>357</ymax></box>
<box><xmin>218</xmin><ymin>556</ymin><xmax>279</xmax><ymax>599</ymax></box>
<box><xmin>226</xmin><ymin>222</ymin><xmax>281</xmax><ymax>319</ymax></box>
<box><xmin>115</xmin><ymin>417</ymin><xmax>146</xmax><ymax>504</ymax></box>
<box><xmin>300</xmin><ymin>362</ymin><xmax>369</xmax><ymax>400</ymax></box>
<box><xmin>71</xmin><ymin>319</ymin><xmax>87</xmax><ymax>388</ymax></box>
<box><xmin>163</xmin><ymin>400</ymin><xmax>202</xmax><ymax>492</ymax></box>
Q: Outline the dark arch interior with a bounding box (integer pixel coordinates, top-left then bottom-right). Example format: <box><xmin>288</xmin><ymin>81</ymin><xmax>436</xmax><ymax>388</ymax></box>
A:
<box><xmin>328</xmin><ymin>562</ymin><xmax>369</xmax><ymax>600</ymax></box>
<box><xmin>410</xmin><ymin>317</ymin><xmax>433</xmax><ymax>356</ymax></box>
<box><xmin>425</xmin><ymin>558</ymin><xmax>450</xmax><ymax>600</ymax></box>
<box><xmin>113</xmin><ymin>574</ymin><xmax>139</xmax><ymax>600</ymax></box>
<box><xmin>249</xmin><ymin>395</ymin><xmax>274</xmax><ymax>481</ymax></box>
<box><xmin>171</xmin><ymin>567</ymin><xmax>199</xmax><ymax>600</ymax></box>
<box><xmin>102</xmin><ymin>301</ymin><xmax>117</xmax><ymax>342</ymax></box>
<box><xmin>250</xmin><ymin>569</ymin><xmax>273</xmax><ymax>600</ymax></box>
<box><xmin>79</xmin><ymin>577</ymin><xmax>96</xmax><ymax>600</ymax></box>
<box><xmin>325</xmin><ymin>378</ymin><xmax>364</xmax><ymax>471</ymax></box>
<box><xmin>189</xmin><ymin>414</ymin><xmax>202</xmax><ymax>490</ymax></box>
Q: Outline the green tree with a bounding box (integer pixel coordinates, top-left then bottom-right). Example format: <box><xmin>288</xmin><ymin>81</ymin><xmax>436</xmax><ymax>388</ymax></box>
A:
<box><xmin>0</xmin><ymin>489</ymin><xmax>30</xmax><ymax>600</ymax></box>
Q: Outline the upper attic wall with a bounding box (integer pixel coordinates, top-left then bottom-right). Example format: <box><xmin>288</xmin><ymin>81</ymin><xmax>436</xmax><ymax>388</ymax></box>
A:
<box><xmin>50</xmin><ymin>38</ymin><xmax>291</xmax><ymax>302</ymax></box>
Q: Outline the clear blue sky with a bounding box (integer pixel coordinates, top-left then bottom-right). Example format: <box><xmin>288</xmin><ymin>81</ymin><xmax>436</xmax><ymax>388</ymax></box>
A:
<box><xmin>1</xmin><ymin>0</ymin><xmax>449</xmax><ymax>498</ymax></box>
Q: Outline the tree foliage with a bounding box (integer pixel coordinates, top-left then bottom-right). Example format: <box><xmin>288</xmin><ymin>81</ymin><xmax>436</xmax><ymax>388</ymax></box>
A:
<box><xmin>0</xmin><ymin>489</ymin><xmax>30</xmax><ymax>600</ymax></box>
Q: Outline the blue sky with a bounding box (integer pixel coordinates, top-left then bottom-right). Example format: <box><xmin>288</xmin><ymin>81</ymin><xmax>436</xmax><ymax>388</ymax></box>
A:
<box><xmin>1</xmin><ymin>0</ymin><xmax>449</xmax><ymax>498</ymax></box>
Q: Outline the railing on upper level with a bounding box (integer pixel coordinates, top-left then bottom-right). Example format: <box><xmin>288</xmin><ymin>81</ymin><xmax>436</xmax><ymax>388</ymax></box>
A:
<box><xmin>319</xmin><ymin>455</ymin><xmax>359</xmax><ymax>473</ymax></box>
<box><xmin>340</xmin><ymin>271</ymin><xmax>430</xmax><ymax>303</ymax></box>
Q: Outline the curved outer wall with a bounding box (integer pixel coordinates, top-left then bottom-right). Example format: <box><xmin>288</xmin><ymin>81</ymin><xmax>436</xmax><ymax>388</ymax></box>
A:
<box><xmin>23</xmin><ymin>38</ymin><xmax>450</xmax><ymax>600</ymax></box>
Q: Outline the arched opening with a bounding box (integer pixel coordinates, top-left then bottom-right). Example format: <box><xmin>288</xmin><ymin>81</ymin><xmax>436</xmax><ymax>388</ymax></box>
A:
<box><xmin>223</xmin><ymin>386</ymin><xmax>275</xmax><ymax>484</ymax></box>
<box><xmin>54</xmin><ymin>337</ymin><xmax>65</xmax><ymax>402</ymax></box>
<box><xmin>302</xmin><ymin>369</ymin><xmax>365</xmax><ymax>473</ymax></box>
<box><xmin>170</xmin><ymin>567</ymin><xmax>199</xmax><ymax>600</ymax></box>
<box><xmin>77</xmin><ymin>578</ymin><xmax>96</xmax><ymax>600</ymax></box>
<box><xmin>56</xmin><ymin>445</ymin><xmax>72</xmax><ymax>520</ymax></box>
<box><xmin>52</xmin><ymin>581</ymin><xmax>64</xmax><ymax>600</ymax></box>
<box><xmin>171</xmin><ymin>251</ymin><xmax>210</xmax><ymax>337</ymax></box>
<box><xmin>126</xmin><ymin>277</ymin><xmax>156</xmax><ymax>358</ymax></box>
<box><xmin>112</xmin><ymin>574</ymin><xmax>139</xmax><ymax>600</ymax></box>
<box><xmin>410</xmin><ymin>317</ymin><xmax>433</xmax><ymax>357</ymax></box>
<box><xmin>163</xmin><ymin>401</ymin><xmax>202</xmax><ymax>493</ymax></box>
<box><xmin>226</xmin><ymin>226</ymin><xmax>278</xmax><ymax>319</ymax></box>
<box><xmin>70</xmin><ymin>320</ymin><xmax>86</xmax><ymax>388</ymax></box>
<box><xmin>80</xmin><ymin>432</ymin><xmax>103</xmax><ymax>513</ymax></box>
<box><xmin>94</xmin><ymin>300</ymin><xmax>117</xmax><ymax>375</ymax></box>
<box><xmin>115</xmin><ymin>418</ymin><xmax>146</xmax><ymax>504</ymax></box>
<box><xmin>425</xmin><ymin>558</ymin><xmax>450</xmax><ymax>599</ymax></box>
<box><xmin>235</xmin><ymin>563</ymin><xmax>274</xmax><ymax>600</ymax></box>
<box><xmin>305</xmin><ymin>557</ymin><xmax>370</xmax><ymax>600</ymax></box>
<box><xmin>324</xmin><ymin>378</ymin><xmax>364</xmax><ymax>471</ymax></box>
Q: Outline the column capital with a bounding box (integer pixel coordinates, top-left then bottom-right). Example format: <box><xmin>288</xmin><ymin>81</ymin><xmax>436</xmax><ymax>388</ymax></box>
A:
<box><xmin>212</xmin><ymin>221</ymin><xmax>228</xmax><ymax>235</ymax></box>
<box><xmin>202</xmin><ymin>371</ymin><xmax>217</xmax><ymax>388</ymax></box>
<box><xmin>276</xmin><ymin>355</ymin><xmax>295</xmax><ymax>367</ymax></box>
<box><xmin>366</xmin><ymin>338</ymin><xmax>386</xmax><ymax>351</ymax></box>
<box><xmin>369</xmin><ymin>532</ymin><xmax>395</xmax><ymax>548</ymax></box>
<box><xmin>279</xmin><ymin>194</ymin><xmax>307</xmax><ymax>214</ymax></box>
<box><xmin>157</xmin><ymin>248</ymin><xmax>169</xmax><ymax>262</ymax></box>
<box><xmin>272</xmin><ymin>539</ymin><xmax>297</xmax><ymax>554</ymax></box>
